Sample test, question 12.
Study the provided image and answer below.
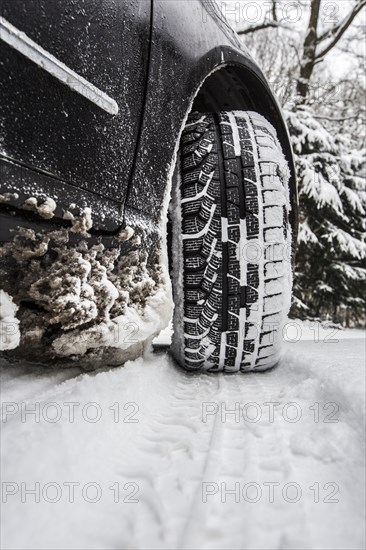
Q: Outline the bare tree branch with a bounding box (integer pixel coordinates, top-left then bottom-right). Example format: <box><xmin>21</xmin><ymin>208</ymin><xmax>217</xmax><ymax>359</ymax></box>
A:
<box><xmin>312</xmin><ymin>114</ymin><xmax>363</xmax><ymax>122</ymax></box>
<box><xmin>237</xmin><ymin>21</ymin><xmax>282</xmax><ymax>35</ymax></box>
<box><xmin>315</xmin><ymin>0</ymin><xmax>366</xmax><ymax>60</ymax></box>
<box><xmin>317</xmin><ymin>0</ymin><xmax>366</xmax><ymax>42</ymax></box>
<box><xmin>272</xmin><ymin>0</ymin><xmax>278</xmax><ymax>22</ymax></box>
<box><xmin>290</xmin><ymin>43</ymin><xmax>302</xmax><ymax>65</ymax></box>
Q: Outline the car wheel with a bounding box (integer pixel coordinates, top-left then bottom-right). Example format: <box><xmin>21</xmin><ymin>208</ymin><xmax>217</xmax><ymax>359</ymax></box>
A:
<box><xmin>171</xmin><ymin>111</ymin><xmax>293</xmax><ymax>372</ymax></box>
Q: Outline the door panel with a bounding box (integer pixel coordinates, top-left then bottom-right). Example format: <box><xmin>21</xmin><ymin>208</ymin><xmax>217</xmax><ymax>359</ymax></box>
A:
<box><xmin>0</xmin><ymin>0</ymin><xmax>151</xmax><ymax>204</ymax></box>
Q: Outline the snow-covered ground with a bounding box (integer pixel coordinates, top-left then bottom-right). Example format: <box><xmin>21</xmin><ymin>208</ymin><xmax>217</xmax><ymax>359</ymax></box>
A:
<box><xmin>1</xmin><ymin>321</ymin><xmax>365</xmax><ymax>550</ymax></box>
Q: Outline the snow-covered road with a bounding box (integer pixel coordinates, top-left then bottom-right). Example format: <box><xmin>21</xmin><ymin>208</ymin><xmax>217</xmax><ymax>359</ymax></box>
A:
<box><xmin>1</xmin><ymin>324</ymin><xmax>365</xmax><ymax>550</ymax></box>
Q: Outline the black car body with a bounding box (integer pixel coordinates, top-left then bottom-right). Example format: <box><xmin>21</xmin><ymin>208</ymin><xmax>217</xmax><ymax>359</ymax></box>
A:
<box><xmin>0</xmin><ymin>0</ymin><xmax>297</xmax><ymax>367</ymax></box>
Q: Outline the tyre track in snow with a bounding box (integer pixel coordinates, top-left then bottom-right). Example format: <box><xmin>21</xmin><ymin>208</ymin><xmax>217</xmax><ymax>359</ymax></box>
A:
<box><xmin>1</xmin><ymin>335</ymin><xmax>365</xmax><ymax>550</ymax></box>
<box><xmin>1</xmin><ymin>353</ymin><xmax>228</xmax><ymax>549</ymax></box>
<box><xmin>133</xmin><ymin>367</ymin><xmax>225</xmax><ymax>549</ymax></box>
<box><xmin>177</xmin><ymin>375</ymin><xmax>225</xmax><ymax>550</ymax></box>
<box><xmin>178</xmin><ymin>372</ymin><xmax>311</xmax><ymax>550</ymax></box>
<box><xmin>175</xmin><ymin>351</ymin><xmax>365</xmax><ymax>550</ymax></box>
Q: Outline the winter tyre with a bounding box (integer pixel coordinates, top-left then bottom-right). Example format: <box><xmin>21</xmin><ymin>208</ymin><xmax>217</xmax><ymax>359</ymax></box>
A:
<box><xmin>171</xmin><ymin>111</ymin><xmax>293</xmax><ymax>372</ymax></box>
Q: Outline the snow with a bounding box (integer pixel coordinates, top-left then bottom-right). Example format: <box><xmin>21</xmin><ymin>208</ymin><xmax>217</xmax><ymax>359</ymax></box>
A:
<box><xmin>301</xmin><ymin>164</ymin><xmax>344</xmax><ymax>213</ymax></box>
<box><xmin>117</xmin><ymin>226</ymin><xmax>135</xmax><ymax>242</ymax></box>
<box><xmin>0</xmin><ymin>192</ymin><xmax>19</xmax><ymax>203</ymax></box>
<box><xmin>342</xmin><ymin>185</ymin><xmax>365</xmax><ymax>214</ymax></box>
<box><xmin>0</xmin><ymin>206</ymin><xmax>173</xmax><ymax>366</ymax></box>
<box><xmin>23</xmin><ymin>197</ymin><xmax>57</xmax><ymax>219</ymax></box>
<box><xmin>298</xmin><ymin>219</ymin><xmax>318</xmax><ymax>244</ymax></box>
<box><xmin>0</xmin><ymin>291</ymin><xmax>20</xmax><ymax>351</ymax></box>
<box><xmin>37</xmin><ymin>197</ymin><xmax>57</xmax><ymax>219</ymax></box>
<box><xmin>52</xmin><ymin>287</ymin><xmax>172</xmax><ymax>358</ymax></box>
<box><xmin>1</xmin><ymin>322</ymin><xmax>364</xmax><ymax>550</ymax></box>
<box><xmin>225</xmin><ymin>112</ymin><xmax>241</xmax><ymax>156</ymax></box>
<box><xmin>170</xmin><ymin>158</ymin><xmax>186</xmax><ymax>368</ymax></box>
<box><xmin>63</xmin><ymin>207</ymin><xmax>93</xmax><ymax>236</ymax></box>
<box><xmin>325</xmin><ymin>222</ymin><xmax>366</xmax><ymax>259</ymax></box>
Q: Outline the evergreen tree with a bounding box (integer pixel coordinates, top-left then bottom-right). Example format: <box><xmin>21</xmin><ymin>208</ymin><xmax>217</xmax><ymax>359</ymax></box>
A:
<box><xmin>286</xmin><ymin>107</ymin><xmax>366</xmax><ymax>325</ymax></box>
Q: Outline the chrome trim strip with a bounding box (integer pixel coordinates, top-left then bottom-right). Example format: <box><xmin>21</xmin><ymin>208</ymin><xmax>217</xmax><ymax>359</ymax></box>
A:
<box><xmin>0</xmin><ymin>17</ymin><xmax>119</xmax><ymax>116</ymax></box>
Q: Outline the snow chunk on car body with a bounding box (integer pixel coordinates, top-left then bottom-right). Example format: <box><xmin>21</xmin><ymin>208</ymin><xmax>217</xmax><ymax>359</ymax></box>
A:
<box><xmin>0</xmin><ymin>290</ymin><xmax>20</xmax><ymax>350</ymax></box>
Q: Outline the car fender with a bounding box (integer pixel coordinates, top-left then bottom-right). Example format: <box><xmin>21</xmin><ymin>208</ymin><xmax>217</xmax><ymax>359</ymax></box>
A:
<box><xmin>126</xmin><ymin>0</ymin><xmax>297</xmax><ymax>245</ymax></box>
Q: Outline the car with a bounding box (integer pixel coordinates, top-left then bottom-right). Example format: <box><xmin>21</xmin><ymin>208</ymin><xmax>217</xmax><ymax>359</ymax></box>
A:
<box><xmin>0</xmin><ymin>0</ymin><xmax>298</xmax><ymax>371</ymax></box>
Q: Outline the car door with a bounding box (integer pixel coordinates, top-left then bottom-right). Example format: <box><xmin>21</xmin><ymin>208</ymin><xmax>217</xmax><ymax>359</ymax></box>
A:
<box><xmin>0</xmin><ymin>0</ymin><xmax>151</xmax><ymax>215</ymax></box>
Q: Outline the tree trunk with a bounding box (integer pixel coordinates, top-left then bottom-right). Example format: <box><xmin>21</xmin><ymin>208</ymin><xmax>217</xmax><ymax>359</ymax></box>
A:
<box><xmin>296</xmin><ymin>0</ymin><xmax>321</xmax><ymax>102</ymax></box>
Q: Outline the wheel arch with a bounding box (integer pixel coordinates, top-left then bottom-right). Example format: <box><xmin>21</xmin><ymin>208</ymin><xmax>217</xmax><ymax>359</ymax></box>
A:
<box><xmin>192</xmin><ymin>63</ymin><xmax>298</xmax><ymax>249</ymax></box>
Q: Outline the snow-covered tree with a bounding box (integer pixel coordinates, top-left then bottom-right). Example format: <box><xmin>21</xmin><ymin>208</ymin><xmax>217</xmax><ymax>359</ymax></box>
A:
<box><xmin>287</xmin><ymin>107</ymin><xmax>366</xmax><ymax>325</ymax></box>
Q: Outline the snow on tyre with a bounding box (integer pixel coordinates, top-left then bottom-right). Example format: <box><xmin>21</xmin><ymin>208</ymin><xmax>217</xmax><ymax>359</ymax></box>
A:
<box><xmin>171</xmin><ymin>111</ymin><xmax>293</xmax><ymax>372</ymax></box>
